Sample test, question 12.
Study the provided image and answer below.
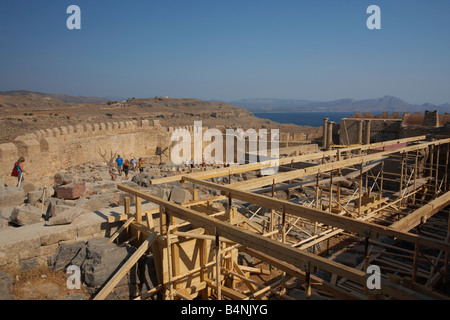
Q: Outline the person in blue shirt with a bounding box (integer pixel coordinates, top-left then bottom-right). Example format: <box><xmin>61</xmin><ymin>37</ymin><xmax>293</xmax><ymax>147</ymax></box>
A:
<box><xmin>115</xmin><ymin>155</ymin><xmax>124</xmax><ymax>176</ymax></box>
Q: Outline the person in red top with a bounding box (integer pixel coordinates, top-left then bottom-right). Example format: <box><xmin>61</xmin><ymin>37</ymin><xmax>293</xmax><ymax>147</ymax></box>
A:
<box><xmin>15</xmin><ymin>157</ymin><xmax>27</xmax><ymax>186</ymax></box>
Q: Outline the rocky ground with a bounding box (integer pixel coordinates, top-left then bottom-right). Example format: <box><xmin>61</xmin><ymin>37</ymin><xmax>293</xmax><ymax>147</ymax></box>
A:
<box><xmin>0</xmin><ymin>157</ymin><xmax>341</xmax><ymax>300</ymax></box>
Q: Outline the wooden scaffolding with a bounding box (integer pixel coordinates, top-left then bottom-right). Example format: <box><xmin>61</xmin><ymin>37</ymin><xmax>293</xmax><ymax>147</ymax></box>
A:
<box><xmin>94</xmin><ymin>135</ymin><xmax>450</xmax><ymax>300</ymax></box>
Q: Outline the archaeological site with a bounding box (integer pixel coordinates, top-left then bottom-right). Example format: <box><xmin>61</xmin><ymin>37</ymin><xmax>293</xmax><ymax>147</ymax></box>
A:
<box><xmin>0</xmin><ymin>95</ymin><xmax>449</xmax><ymax>302</ymax></box>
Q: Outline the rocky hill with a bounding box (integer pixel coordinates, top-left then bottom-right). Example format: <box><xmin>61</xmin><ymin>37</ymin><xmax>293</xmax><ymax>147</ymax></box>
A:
<box><xmin>0</xmin><ymin>92</ymin><xmax>319</xmax><ymax>144</ymax></box>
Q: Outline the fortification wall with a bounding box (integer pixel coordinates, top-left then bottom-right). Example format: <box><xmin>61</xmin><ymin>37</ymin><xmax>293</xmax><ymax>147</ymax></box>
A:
<box><xmin>0</xmin><ymin>119</ymin><xmax>176</xmax><ymax>186</ymax></box>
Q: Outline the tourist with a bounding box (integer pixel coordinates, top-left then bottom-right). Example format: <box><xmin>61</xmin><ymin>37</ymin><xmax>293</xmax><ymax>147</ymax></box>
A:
<box><xmin>123</xmin><ymin>159</ymin><xmax>130</xmax><ymax>179</ymax></box>
<box><xmin>108</xmin><ymin>158</ymin><xmax>117</xmax><ymax>180</ymax></box>
<box><xmin>131</xmin><ymin>157</ymin><xmax>137</xmax><ymax>172</ymax></box>
<box><xmin>138</xmin><ymin>158</ymin><xmax>144</xmax><ymax>173</ymax></box>
<box><xmin>13</xmin><ymin>157</ymin><xmax>27</xmax><ymax>186</ymax></box>
<box><xmin>115</xmin><ymin>155</ymin><xmax>123</xmax><ymax>176</ymax></box>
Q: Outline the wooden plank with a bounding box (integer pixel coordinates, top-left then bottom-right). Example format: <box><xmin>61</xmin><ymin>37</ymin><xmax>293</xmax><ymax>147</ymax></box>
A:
<box><xmin>390</xmin><ymin>191</ymin><xmax>450</xmax><ymax>232</ymax></box>
<box><xmin>93</xmin><ymin>232</ymin><xmax>158</xmax><ymax>300</ymax></box>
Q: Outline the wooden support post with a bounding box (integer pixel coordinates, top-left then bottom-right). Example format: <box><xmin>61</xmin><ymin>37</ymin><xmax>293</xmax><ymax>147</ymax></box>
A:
<box><xmin>136</xmin><ymin>196</ymin><xmax>142</xmax><ymax>223</ymax></box>
<box><xmin>166</xmin><ymin>215</ymin><xmax>174</xmax><ymax>300</ymax></box>
<box><xmin>199</xmin><ymin>239</ymin><xmax>210</xmax><ymax>299</ymax></box>
<box><xmin>429</xmin><ymin>145</ymin><xmax>434</xmax><ymax>178</ymax></box>
<box><xmin>359</xmin><ymin>162</ymin><xmax>363</xmax><ymax>216</ymax></box>
<box><xmin>270</xmin><ymin>179</ymin><xmax>275</xmax><ymax>238</ymax></box>
<box><xmin>160</xmin><ymin>206</ymin><xmax>167</xmax><ymax>235</ymax></box>
<box><xmin>413</xmin><ymin>150</ymin><xmax>418</xmax><ymax>205</ymax></box>
<box><xmin>329</xmin><ymin>169</ymin><xmax>333</xmax><ymax>213</ymax></box>
<box><xmin>315</xmin><ymin>173</ymin><xmax>320</xmax><ymax>209</ymax></box>
<box><xmin>444</xmin><ymin>214</ymin><xmax>450</xmax><ymax>285</ymax></box>
<box><xmin>364</xmin><ymin>236</ymin><xmax>370</xmax><ymax>295</ymax></box>
<box><xmin>444</xmin><ymin>144</ymin><xmax>449</xmax><ymax>191</ymax></box>
<box><xmin>135</xmin><ymin>196</ymin><xmax>142</xmax><ymax>241</ymax></box>
<box><xmin>435</xmin><ymin>144</ymin><xmax>440</xmax><ymax>194</ymax></box>
<box><xmin>305</xmin><ymin>262</ymin><xmax>312</xmax><ymax>299</ymax></box>
<box><xmin>215</xmin><ymin>230</ymin><xmax>222</xmax><ymax>300</ymax></box>
<box><xmin>399</xmin><ymin>152</ymin><xmax>405</xmax><ymax>208</ymax></box>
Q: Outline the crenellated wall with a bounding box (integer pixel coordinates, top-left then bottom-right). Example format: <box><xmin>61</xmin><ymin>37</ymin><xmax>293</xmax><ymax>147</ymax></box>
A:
<box><xmin>0</xmin><ymin>119</ymin><xmax>178</xmax><ymax>186</ymax></box>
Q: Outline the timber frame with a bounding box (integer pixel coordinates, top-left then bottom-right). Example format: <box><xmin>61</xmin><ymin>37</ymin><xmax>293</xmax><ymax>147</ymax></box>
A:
<box><xmin>95</xmin><ymin>135</ymin><xmax>450</xmax><ymax>300</ymax></box>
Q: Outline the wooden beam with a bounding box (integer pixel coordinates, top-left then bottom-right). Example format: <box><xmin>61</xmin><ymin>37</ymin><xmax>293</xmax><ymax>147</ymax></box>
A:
<box><xmin>93</xmin><ymin>232</ymin><xmax>158</xmax><ymax>300</ymax></box>
<box><xmin>181</xmin><ymin>177</ymin><xmax>450</xmax><ymax>253</ymax></box>
<box><xmin>390</xmin><ymin>191</ymin><xmax>450</xmax><ymax>232</ymax></box>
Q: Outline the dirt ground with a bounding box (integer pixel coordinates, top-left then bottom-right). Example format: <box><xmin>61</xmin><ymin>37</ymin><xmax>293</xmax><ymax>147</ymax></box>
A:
<box><xmin>2</xmin><ymin>266</ymin><xmax>89</xmax><ymax>300</ymax></box>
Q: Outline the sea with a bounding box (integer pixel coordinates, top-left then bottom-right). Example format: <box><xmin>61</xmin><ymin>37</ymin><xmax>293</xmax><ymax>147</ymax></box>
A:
<box><xmin>253</xmin><ymin>112</ymin><xmax>356</xmax><ymax>127</ymax></box>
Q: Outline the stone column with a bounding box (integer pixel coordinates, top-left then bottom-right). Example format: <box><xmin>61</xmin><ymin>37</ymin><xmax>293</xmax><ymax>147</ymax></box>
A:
<box><xmin>357</xmin><ymin>120</ymin><xmax>363</xmax><ymax>145</ymax></box>
<box><xmin>323</xmin><ymin>118</ymin><xmax>329</xmax><ymax>149</ymax></box>
<box><xmin>364</xmin><ymin>120</ymin><xmax>371</xmax><ymax>145</ymax></box>
<box><xmin>327</xmin><ymin>121</ymin><xmax>334</xmax><ymax>150</ymax></box>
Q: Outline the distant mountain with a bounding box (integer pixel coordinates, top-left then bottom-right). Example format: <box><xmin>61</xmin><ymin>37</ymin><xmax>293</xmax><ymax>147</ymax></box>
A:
<box><xmin>229</xmin><ymin>96</ymin><xmax>450</xmax><ymax>113</ymax></box>
<box><xmin>0</xmin><ymin>90</ymin><xmax>110</xmax><ymax>104</ymax></box>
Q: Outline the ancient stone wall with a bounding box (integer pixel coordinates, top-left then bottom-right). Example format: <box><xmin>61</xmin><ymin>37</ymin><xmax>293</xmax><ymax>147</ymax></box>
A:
<box><xmin>0</xmin><ymin>119</ymin><xmax>176</xmax><ymax>186</ymax></box>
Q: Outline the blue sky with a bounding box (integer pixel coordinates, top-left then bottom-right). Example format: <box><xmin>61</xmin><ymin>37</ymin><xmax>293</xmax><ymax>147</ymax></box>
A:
<box><xmin>0</xmin><ymin>0</ymin><xmax>449</xmax><ymax>105</ymax></box>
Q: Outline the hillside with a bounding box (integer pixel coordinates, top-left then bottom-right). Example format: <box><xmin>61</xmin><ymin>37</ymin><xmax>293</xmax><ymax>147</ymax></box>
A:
<box><xmin>230</xmin><ymin>96</ymin><xmax>450</xmax><ymax>113</ymax></box>
<box><xmin>0</xmin><ymin>92</ymin><xmax>319</xmax><ymax>144</ymax></box>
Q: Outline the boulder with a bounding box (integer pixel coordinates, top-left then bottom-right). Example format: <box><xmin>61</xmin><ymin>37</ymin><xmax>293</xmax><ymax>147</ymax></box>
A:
<box><xmin>46</xmin><ymin>203</ymin><xmax>72</xmax><ymax>220</ymax></box>
<box><xmin>81</xmin><ymin>193</ymin><xmax>119</xmax><ymax>211</ymax></box>
<box><xmin>27</xmin><ymin>189</ymin><xmax>44</xmax><ymax>205</ymax></box>
<box><xmin>0</xmin><ymin>187</ymin><xmax>25</xmax><ymax>207</ymax></box>
<box><xmin>169</xmin><ymin>186</ymin><xmax>192</xmax><ymax>204</ymax></box>
<box><xmin>0</xmin><ymin>206</ymin><xmax>15</xmax><ymax>220</ymax></box>
<box><xmin>53</xmin><ymin>241</ymin><xmax>86</xmax><ymax>271</ymax></box>
<box><xmin>20</xmin><ymin>181</ymin><xmax>35</xmax><ymax>194</ymax></box>
<box><xmin>9</xmin><ymin>205</ymin><xmax>42</xmax><ymax>226</ymax></box>
<box><xmin>54</xmin><ymin>172</ymin><xmax>73</xmax><ymax>185</ymax></box>
<box><xmin>82</xmin><ymin>241</ymin><xmax>136</xmax><ymax>288</ymax></box>
<box><xmin>46</xmin><ymin>206</ymin><xmax>82</xmax><ymax>226</ymax></box>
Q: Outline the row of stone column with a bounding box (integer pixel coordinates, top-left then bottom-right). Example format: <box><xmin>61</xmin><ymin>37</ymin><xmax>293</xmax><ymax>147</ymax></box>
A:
<box><xmin>322</xmin><ymin>118</ymin><xmax>335</xmax><ymax>150</ymax></box>
<box><xmin>323</xmin><ymin>118</ymin><xmax>372</xmax><ymax>149</ymax></box>
<box><xmin>356</xmin><ymin>119</ymin><xmax>372</xmax><ymax>145</ymax></box>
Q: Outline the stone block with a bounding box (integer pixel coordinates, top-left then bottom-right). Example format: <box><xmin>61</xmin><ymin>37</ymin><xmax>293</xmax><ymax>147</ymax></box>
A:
<box><xmin>10</xmin><ymin>205</ymin><xmax>42</xmax><ymax>226</ymax></box>
<box><xmin>53</xmin><ymin>241</ymin><xmax>86</xmax><ymax>271</ymax></box>
<box><xmin>20</xmin><ymin>181</ymin><xmax>35</xmax><ymax>194</ymax></box>
<box><xmin>46</xmin><ymin>206</ymin><xmax>82</xmax><ymax>226</ymax></box>
<box><xmin>0</xmin><ymin>143</ymin><xmax>18</xmax><ymax>167</ymax></box>
<box><xmin>169</xmin><ymin>186</ymin><xmax>191</xmax><ymax>204</ymax></box>
<box><xmin>27</xmin><ymin>189</ymin><xmax>43</xmax><ymax>205</ymax></box>
<box><xmin>40</xmin><ymin>137</ymin><xmax>58</xmax><ymax>153</ymax></box>
<box><xmin>39</xmin><ymin>225</ymin><xmax>78</xmax><ymax>246</ymax></box>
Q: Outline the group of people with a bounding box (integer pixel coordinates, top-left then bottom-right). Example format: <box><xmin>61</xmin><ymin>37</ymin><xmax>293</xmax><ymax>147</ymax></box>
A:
<box><xmin>109</xmin><ymin>155</ymin><xmax>145</xmax><ymax>180</ymax></box>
